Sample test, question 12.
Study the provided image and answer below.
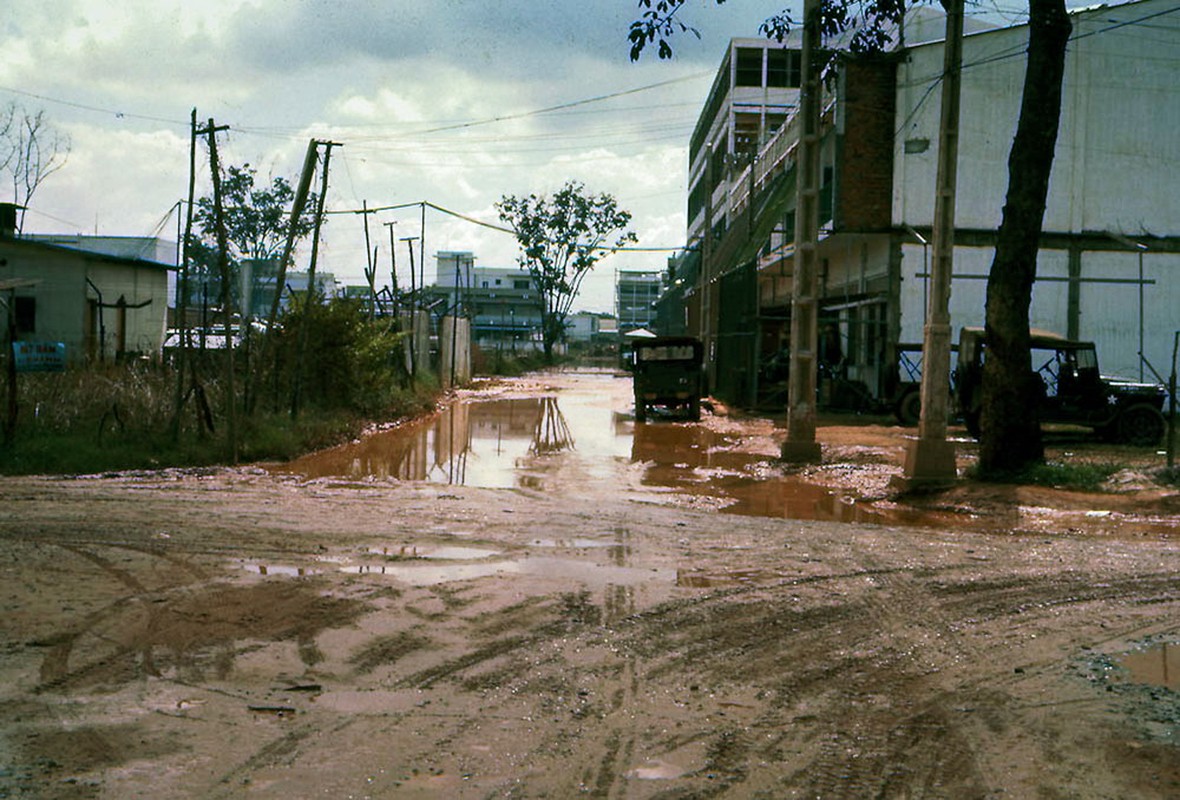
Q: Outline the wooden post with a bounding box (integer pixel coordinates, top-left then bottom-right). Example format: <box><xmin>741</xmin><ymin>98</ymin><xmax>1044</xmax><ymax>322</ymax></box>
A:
<box><xmin>291</xmin><ymin>141</ymin><xmax>338</xmax><ymax>418</ymax></box>
<box><xmin>4</xmin><ymin>289</ymin><xmax>16</xmax><ymax>446</ymax></box>
<box><xmin>203</xmin><ymin>117</ymin><xmax>238</xmax><ymax>463</ymax></box>
<box><xmin>171</xmin><ymin>109</ymin><xmax>197</xmax><ymax>441</ymax></box>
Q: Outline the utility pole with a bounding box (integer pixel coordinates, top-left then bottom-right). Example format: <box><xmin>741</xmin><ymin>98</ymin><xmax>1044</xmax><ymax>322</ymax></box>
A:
<box><xmin>419</xmin><ymin>202</ymin><xmax>427</xmax><ymax>301</ymax></box>
<box><xmin>384</xmin><ymin>221</ymin><xmax>398</xmax><ymax>294</ymax></box>
<box><xmin>171</xmin><ymin>109</ymin><xmax>197</xmax><ymax>442</ymax></box>
<box><xmin>402</xmin><ymin>235</ymin><xmax>420</xmax><ymax>378</ymax></box>
<box><xmin>901</xmin><ymin>0</ymin><xmax>964</xmax><ymax>486</ymax></box>
<box><xmin>199</xmin><ymin>117</ymin><xmax>237</xmax><ymax>463</ymax></box>
<box><xmin>781</xmin><ymin>0</ymin><xmax>823</xmax><ymax>464</ymax></box>
<box><xmin>292</xmin><ymin>140</ymin><xmax>340</xmax><ymax>418</ymax></box>
<box><xmin>265</xmin><ymin>140</ymin><xmax>319</xmax><ymax>335</ymax></box>
<box><xmin>359</xmin><ymin>200</ymin><xmax>378</xmax><ymax>320</ymax></box>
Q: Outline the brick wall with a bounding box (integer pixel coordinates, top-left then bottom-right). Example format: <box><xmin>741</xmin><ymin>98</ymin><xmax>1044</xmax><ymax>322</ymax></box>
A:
<box><xmin>835</xmin><ymin>56</ymin><xmax>898</xmax><ymax>232</ymax></box>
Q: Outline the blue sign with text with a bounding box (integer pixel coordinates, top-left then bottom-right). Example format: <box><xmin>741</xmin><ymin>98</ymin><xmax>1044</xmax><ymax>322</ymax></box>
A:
<box><xmin>13</xmin><ymin>341</ymin><xmax>66</xmax><ymax>372</ymax></box>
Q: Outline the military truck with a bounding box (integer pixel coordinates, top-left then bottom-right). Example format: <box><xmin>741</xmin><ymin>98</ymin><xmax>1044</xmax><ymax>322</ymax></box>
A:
<box><xmin>954</xmin><ymin>327</ymin><xmax>1167</xmax><ymax>445</ymax></box>
<box><xmin>632</xmin><ymin>336</ymin><xmax>704</xmax><ymax>423</ymax></box>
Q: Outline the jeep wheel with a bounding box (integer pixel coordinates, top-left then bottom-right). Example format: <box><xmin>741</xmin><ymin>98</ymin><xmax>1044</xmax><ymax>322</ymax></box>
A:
<box><xmin>1116</xmin><ymin>403</ymin><xmax>1165</xmax><ymax>446</ymax></box>
<box><xmin>896</xmin><ymin>390</ymin><xmax>922</xmax><ymax>426</ymax></box>
<box><xmin>963</xmin><ymin>408</ymin><xmax>981</xmax><ymax>439</ymax></box>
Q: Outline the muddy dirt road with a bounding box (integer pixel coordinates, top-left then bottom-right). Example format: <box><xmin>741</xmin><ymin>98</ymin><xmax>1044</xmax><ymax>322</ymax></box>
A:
<box><xmin>1</xmin><ymin>370</ymin><xmax>1177</xmax><ymax>798</ymax></box>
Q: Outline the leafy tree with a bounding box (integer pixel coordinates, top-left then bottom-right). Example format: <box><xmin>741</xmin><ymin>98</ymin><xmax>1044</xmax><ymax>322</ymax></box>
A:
<box><xmin>187</xmin><ymin>163</ymin><xmax>318</xmax><ymax>312</ymax></box>
<box><xmin>630</xmin><ymin>0</ymin><xmax>1071</xmax><ymax>476</ymax></box>
<box><xmin>497</xmin><ymin>181</ymin><xmax>637</xmax><ymax>361</ymax></box>
<box><xmin>0</xmin><ymin>103</ymin><xmax>71</xmax><ymax>232</ymax></box>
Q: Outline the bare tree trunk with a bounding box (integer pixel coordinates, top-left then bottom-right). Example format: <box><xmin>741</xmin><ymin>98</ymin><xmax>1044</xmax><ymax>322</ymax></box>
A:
<box><xmin>979</xmin><ymin>0</ymin><xmax>1071</xmax><ymax>475</ymax></box>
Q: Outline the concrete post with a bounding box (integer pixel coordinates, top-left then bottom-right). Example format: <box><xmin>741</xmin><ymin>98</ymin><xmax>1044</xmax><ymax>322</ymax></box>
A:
<box><xmin>781</xmin><ymin>0</ymin><xmax>824</xmax><ymax>464</ymax></box>
<box><xmin>901</xmin><ymin>0</ymin><xmax>964</xmax><ymax>487</ymax></box>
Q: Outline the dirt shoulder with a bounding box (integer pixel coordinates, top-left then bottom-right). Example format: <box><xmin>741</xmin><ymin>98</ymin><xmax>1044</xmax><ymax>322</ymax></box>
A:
<box><xmin>0</xmin><ymin>374</ymin><xmax>1177</xmax><ymax>798</ymax></box>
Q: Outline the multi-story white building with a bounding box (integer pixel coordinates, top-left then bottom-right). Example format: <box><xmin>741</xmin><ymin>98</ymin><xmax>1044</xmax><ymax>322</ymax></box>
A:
<box><xmin>616</xmin><ymin>270</ymin><xmax>662</xmax><ymax>333</ymax></box>
<box><xmin>680</xmin><ymin>0</ymin><xmax>1180</xmax><ymax>406</ymax></box>
<box><xmin>431</xmin><ymin>253</ymin><xmax>543</xmax><ymax>351</ymax></box>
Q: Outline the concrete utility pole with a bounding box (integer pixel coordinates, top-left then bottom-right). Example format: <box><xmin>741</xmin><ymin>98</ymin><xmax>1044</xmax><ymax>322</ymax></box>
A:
<box><xmin>901</xmin><ymin>0</ymin><xmax>964</xmax><ymax>486</ymax></box>
<box><xmin>781</xmin><ymin>0</ymin><xmax>823</xmax><ymax>464</ymax></box>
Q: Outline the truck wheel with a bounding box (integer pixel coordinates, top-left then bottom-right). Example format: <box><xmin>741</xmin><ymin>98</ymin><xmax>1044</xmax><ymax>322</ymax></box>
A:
<box><xmin>963</xmin><ymin>409</ymin><xmax>981</xmax><ymax>439</ymax></box>
<box><xmin>896</xmin><ymin>390</ymin><xmax>921</xmax><ymax>426</ymax></box>
<box><xmin>1116</xmin><ymin>403</ymin><xmax>1165</xmax><ymax>446</ymax></box>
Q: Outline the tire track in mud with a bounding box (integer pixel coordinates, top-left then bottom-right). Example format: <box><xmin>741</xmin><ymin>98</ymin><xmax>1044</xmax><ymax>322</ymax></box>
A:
<box><xmin>576</xmin><ymin>553</ymin><xmax>1179</xmax><ymax>798</ymax></box>
<box><xmin>575</xmin><ymin>526</ymin><xmax>641</xmax><ymax>799</ymax></box>
<box><xmin>207</xmin><ymin>721</ymin><xmax>329</xmax><ymax>798</ymax></box>
<box><xmin>35</xmin><ymin>543</ymin><xmax>165</xmax><ymax>691</ymax></box>
<box><xmin>766</xmin><ymin>559</ymin><xmax>996</xmax><ymax>798</ymax></box>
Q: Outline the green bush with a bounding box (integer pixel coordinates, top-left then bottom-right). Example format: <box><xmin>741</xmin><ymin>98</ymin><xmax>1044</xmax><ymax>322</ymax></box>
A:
<box><xmin>0</xmin><ymin>298</ymin><xmax>441</xmax><ymax>474</ymax></box>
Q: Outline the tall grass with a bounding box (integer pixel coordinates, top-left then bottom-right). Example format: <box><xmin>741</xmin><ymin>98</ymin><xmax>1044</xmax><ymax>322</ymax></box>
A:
<box><xmin>1</xmin><ymin>299</ymin><xmax>442</xmax><ymax>475</ymax></box>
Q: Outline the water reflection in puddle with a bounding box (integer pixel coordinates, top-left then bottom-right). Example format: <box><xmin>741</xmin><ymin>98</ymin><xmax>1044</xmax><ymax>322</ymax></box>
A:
<box><xmin>343</xmin><ymin>557</ymin><xmax>672</xmax><ymax>587</ymax></box>
<box><xmin>243</xmin><ymin>554</ymin><xmax>671</xmax><ymax>588</ymax></box>
<box><xmin>270</xmin><ymin>394</ymin><xmax>631</xmax><ymax>488</ymax></box>
<box><xmin>267</xmin><ymin>387</ymin><xmax>903</xmax><ymax>527</ymax></box>
<box><xmin>1117</xmin><ymin>643</ymin><xmax>1179</xmax><ymax>690</ymax></box>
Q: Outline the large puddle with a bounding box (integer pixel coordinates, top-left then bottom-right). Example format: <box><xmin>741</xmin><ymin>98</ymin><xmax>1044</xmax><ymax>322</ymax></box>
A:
<box><xmin>266</xmin><ymin>376</ymin><xmax>1172</xmax><ymax>537</ymax></box>
<box><xmin>268</xmin><ymin>380</ymin><xmax>922</xmax><ymax>527</ymax></box>
<box><xmin>271</xmin><ymin>394</ymin><xmax>630</xmax><ymax>488</ymax></box>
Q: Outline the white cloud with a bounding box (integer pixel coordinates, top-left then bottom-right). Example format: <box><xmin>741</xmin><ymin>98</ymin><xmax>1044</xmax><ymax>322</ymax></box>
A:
<box><xmin>3</xmin><ymin>0</ymin><xmax>810</xmax><ymax>311</ymax></box>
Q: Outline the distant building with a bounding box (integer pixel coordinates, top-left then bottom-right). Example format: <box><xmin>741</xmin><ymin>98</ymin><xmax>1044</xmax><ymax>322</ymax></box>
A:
<box><xmin>427</xmin><ymin>252</ymin><xmax>543</xmax><ymax>351</ymax></box>
<box><xmin>616</xmin><ymin>270</ymin><xmax>662</xmax><ymax>333</ymax></box>
<box><xmin>567</xmin><ymin>311</ymin><xmax>605</xmax><ymax>343</ymax></box>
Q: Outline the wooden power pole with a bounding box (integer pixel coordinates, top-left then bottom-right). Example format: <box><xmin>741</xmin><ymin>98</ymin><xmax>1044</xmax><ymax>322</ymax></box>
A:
<box><xmin>291</xmin><ymin>140</ymin><xmax>339</xmax><ymax>418</ymax></box>
<box><xmin>200</xmin><ymin>117</ymin><xmax>237</xmax><ymax>463</ymax></box>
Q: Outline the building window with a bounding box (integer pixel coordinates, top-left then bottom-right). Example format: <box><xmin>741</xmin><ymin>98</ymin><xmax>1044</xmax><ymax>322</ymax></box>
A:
<box><xmin>513</xmin><ymin>279</ymin><xmax>529</xmax><ymax>290</ymax></box>
<box><xmin>736</xmin><ymin>48</ymin><xmax>763</xmax><ymax>87</ymax></box>
<box><xmin>767</xmin><ymin>49</ymin><xmax>801</xmax><ymax>88</ymax></box>
<box><xmin>14</xmin><ymin>296</ymin><xmax>35</xmax><ymax>335</ymax></box>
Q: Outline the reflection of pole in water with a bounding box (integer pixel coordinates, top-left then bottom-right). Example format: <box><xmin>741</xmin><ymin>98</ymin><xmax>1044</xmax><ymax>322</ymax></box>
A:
<box><xmin>531</xmin><ymin>396</ymin><xmax>575</xmax><ymax>455</ymax></box>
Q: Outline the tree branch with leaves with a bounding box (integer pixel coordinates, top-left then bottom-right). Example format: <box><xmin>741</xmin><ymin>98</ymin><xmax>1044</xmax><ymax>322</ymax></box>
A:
<box><xmin>497</xmin><ymin>181</ymin><xmax>637</xmax><ymax>361</ymax></box>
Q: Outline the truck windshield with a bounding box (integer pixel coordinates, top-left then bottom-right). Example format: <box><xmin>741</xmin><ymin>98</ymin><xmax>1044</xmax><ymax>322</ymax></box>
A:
<box><xmin>637</xmin><ymin>345</ymin><xmax>696</xmax><ymax>362</ymax></box>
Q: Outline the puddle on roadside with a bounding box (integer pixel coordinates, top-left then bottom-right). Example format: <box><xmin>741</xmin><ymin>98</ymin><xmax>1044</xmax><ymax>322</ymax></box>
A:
<box><xmin>528</xmin><ymin>538</ymin><xmax>617</xmax><ymax>549</ymax></box>
<box><xmin>268</xmin><ymin>395</ymin><xmax>631</xmax><ymax>488</ymax></box>
<box><xmin>263</xmin><ymin>377</ymin><xmax>1166</xmax><ymax>535</ymax></box>
<box><xmin>339</xmin><ymin>556</ymin><xmax>673</xmax><ymax>587</ymax></box>
<box><xmin>367</xmin><ymin>545</ymin><xmax>499</xmax><ymax>560</ymax></box>
<box><xmin>1117</xmin><ymin>643</ymin><xmax>1179</xmax><ymax>690</ymax></box>
<box><xmin>244</xmin><ymin>564</ymin><xmax>317</xmax><ymax>577</ymax></box>
<box><xmin>266</xmin><ymin>389</ymin><xmax>903</xmax><ymax>526</ymax></box>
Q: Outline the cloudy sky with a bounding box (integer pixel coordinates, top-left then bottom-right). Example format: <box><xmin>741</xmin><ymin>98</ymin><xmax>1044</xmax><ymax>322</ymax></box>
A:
<box><xmin>2</xmin><ymin>0</ymin><xmax>1035</xmax><ymax>313</ymax></box>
